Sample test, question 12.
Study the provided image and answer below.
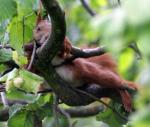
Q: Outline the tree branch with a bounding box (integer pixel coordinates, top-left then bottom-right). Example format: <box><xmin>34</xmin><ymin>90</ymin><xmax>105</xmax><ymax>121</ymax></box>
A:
<box><xmin>64</xmin><ymin>104</ymin><xmax>104</xmax><ymax>118</ymax></box>
<box><xmin>0</xmin><ymin>84</ymin><xmax>122</xmax><ymax>122</ymax></box>
<box><xmin>71</xmin><ymin>46</ymin><xmax>106</xmax><ymax>58</ymax></box>
<box><xmin>0</xmin><ymin>105</ymin><xmax>104</xmax><ymax>121</ymax></box>
<box><xmin>26</xmin><ymin>41</ymin><xmax>36</xmax><ymax>71</ymax></box>
<box><xmin>36</xmin><ymin>0</ymin><xmax>66</xmax><ymax>63</ymax></box>
<box><xmin>0</xmin><ymin>103</ymin><xmax>103</xmax><ymax>121</ymax></box>
<box><xmin>35</xmin><ymin>0</ymin><xmax>94</xmax><ymax>107</ymax></box>
<box><xmin>32</xmin><ymin>0</ymin><xmax>123</xmax><ymax>108</ymax></box>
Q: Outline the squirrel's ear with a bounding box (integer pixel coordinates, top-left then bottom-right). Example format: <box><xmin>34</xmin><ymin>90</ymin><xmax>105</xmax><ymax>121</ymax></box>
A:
<box><xmin>36</xmin><ymin>0</ymin><xmax>43</xmax><ymax>25</ymax></box>
<box><xmin>36</xmin><ymin>14</ymin><xmax>42</xmax><ymax>26</ymax></box>
<box><xmin>63</xmin><ymin>37</ymin><xmax>72</xmax><ymax>55</ymax></box>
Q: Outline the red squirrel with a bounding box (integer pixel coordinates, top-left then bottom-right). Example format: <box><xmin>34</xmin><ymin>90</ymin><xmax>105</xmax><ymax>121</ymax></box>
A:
<box><xmin>25</xmin><ymin>19</ymin><xmax>138</xmax><ymax>112</ymax></box>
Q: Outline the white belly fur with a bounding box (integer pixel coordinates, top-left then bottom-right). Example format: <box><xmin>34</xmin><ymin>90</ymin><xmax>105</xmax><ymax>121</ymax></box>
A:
<box><xmin>52</xmin><ymin>56</ymin><xmax>83</xmax><ymax>87</ymax></box>
<box><xmin>55</xmin><ymin>65</ymin><xmax>83</xmax><ymax>87</ymax></box>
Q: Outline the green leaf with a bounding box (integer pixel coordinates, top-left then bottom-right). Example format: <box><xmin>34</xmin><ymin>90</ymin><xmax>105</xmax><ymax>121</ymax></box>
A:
<box><xmin>12</xmin><ymin>51</ymin><xmax>27</xmax><ymax>66</ymax></box>
<box><xmin>0</xmin><ymin>0</ymin><xmax>17</xmax><ymax>22</ymax></box>
<box><xmin>14</xmin><ymin>0</ymin><xmax>38</xmax><ymax>16</ymax></box>
<box><xmin>9</xmin><ymin>17</ymin><xmax>33</xmax><ymax>53</ymax></box>
<box><xmin>36</xmin><ymin>103</ymin><xmax>53</xmax><ymax>120</ymax></box>
<box><xmin>0</xmin><ymin>48</ymin><xmax>12</xmax><ymax>63</ymax></box>
<box><xmin>0</xmin><ymin>68</ymin><xmax>18</xmax><ymax>82</ymax></box>
<box><xmin>7</xmin><ymin>90</ymin><xmax>38</xmax><ymax>103</ymax></box>
<box><xmin>0</xmin><ymin>68</ymin><xmax>44</xmax><ymax>93</ymax></box>
<box><xmin>34</xmin><ymin>94</ymin><xmax>53</xmax><ymax>106</ymax></box>
<box><xmin>8</xmin><ymin>0</ymin><xmax>37</xmax><ymax>52</ymax></box>
<box><xmin>8</xmin><ymin>98</ymin><xmax>53</xmax><ymax>127</ymax></box>
<box><xmin>118</xmin><ymin>49</ymin><xmax>134</xmax><ymax>75</ymax></box>
<box><xmin>8</xmin><ymin>108</ymin><xmax>34</xmax><ymax>127</ymax></box>
<box><xmin>9</xmin><ymin>104</ymin><xmax>24</xmax><ymax>118</ymax></box>
<box><xmin>18</xmin><ymin>69</ymin><xmax>44</xmax><ymax>93</ymax></box>
<box><xmin>96</xmin><ymin>102</ymin><xmax>128</xmax><ymax>127</ymax></box>
<box><xmin>0</xmin><ymin>64</ymin><xmax>7</xmax><ymax>72</ymax></box>
<box><xmin>25</xmin><ymin>94</ymin><xmax>53</xmax><ymax>120</ymax></box>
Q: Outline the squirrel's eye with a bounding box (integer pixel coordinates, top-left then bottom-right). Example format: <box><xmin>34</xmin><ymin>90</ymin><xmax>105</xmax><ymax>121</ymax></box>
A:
<box><xmin>36</xmin><ymin>27</ymin><xmax>41</xmax><ymax>32</ymax></box>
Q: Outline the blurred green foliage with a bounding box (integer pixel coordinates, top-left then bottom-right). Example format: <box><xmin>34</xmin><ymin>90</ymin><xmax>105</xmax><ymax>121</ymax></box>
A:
<box><xmin>0</xmin><ymin>0</ymin><xmax>150</xmax><ymax>127</ymax></box>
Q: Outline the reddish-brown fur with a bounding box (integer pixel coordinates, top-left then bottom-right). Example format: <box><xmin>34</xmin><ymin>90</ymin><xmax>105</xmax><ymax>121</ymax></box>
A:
<box><xmin>60</xmin><ymin>53</ymin><xmax>137</xmax><ymax>112</ymax></box>
<box><xmin>25</xmin><ymin>19</ymin><xmax>138</xmax><ymax>112</ymax></box>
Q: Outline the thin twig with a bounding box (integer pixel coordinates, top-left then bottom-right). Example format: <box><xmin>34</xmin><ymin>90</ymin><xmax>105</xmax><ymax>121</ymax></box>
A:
<box><xmin>58</xmin><ymin>107</ymin><xmax>72</xmax><ymax>127</ymax></box>
<box><xmin>0</xmin><ymin>85</ymin><xmax>8</xmax><ymax>108</ymax></box>
<box><xmin>0</xmin><ymin>92</ymin><xmax>8</xmax><ymax>107</ymax></box>
<box><xmin>75</xmin><ymin>89</ymin><xmax>128</xmax><ymax>121</ymax></box>
<box><xmin>80</xmin><ymin>0</ymin><xmax>96</xmax><ymax>16</ymax></box>
<box><xmin>0</xmin><ymin>85</ymin><xmax>5</xmax><ymax>92</ymax></box>
<box><xmin>37</xmin><ymin>88</ymin><xmax>53</xmax><ymax>93</ymax></box>
<box><xmin>0</xmin><ymin>98</ymin><xmax>27</xmax><ymax>106</ymax></box>
<box><xmin>27</xmin><ymin>41</ymin><xmax>36</xmax><ymax>71</ymax></box>
<box><xmin>53</xmin><ymin>94</ymin><xmax>59</xmax><ymax>127</ymax></box>
<box><xmin>0</xmin><ymin>89</ymin><xmax>5</xmax><ymax>92</ymax></box>
<box><xmin>129</xmin><ymin>42</ymin><xmax>142</xmax><ymax>60</ymax></box>
<box><xmin>0</xmin><ymin>44</ymin><xmax>14</xmax><ymax>50</ymax></box>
